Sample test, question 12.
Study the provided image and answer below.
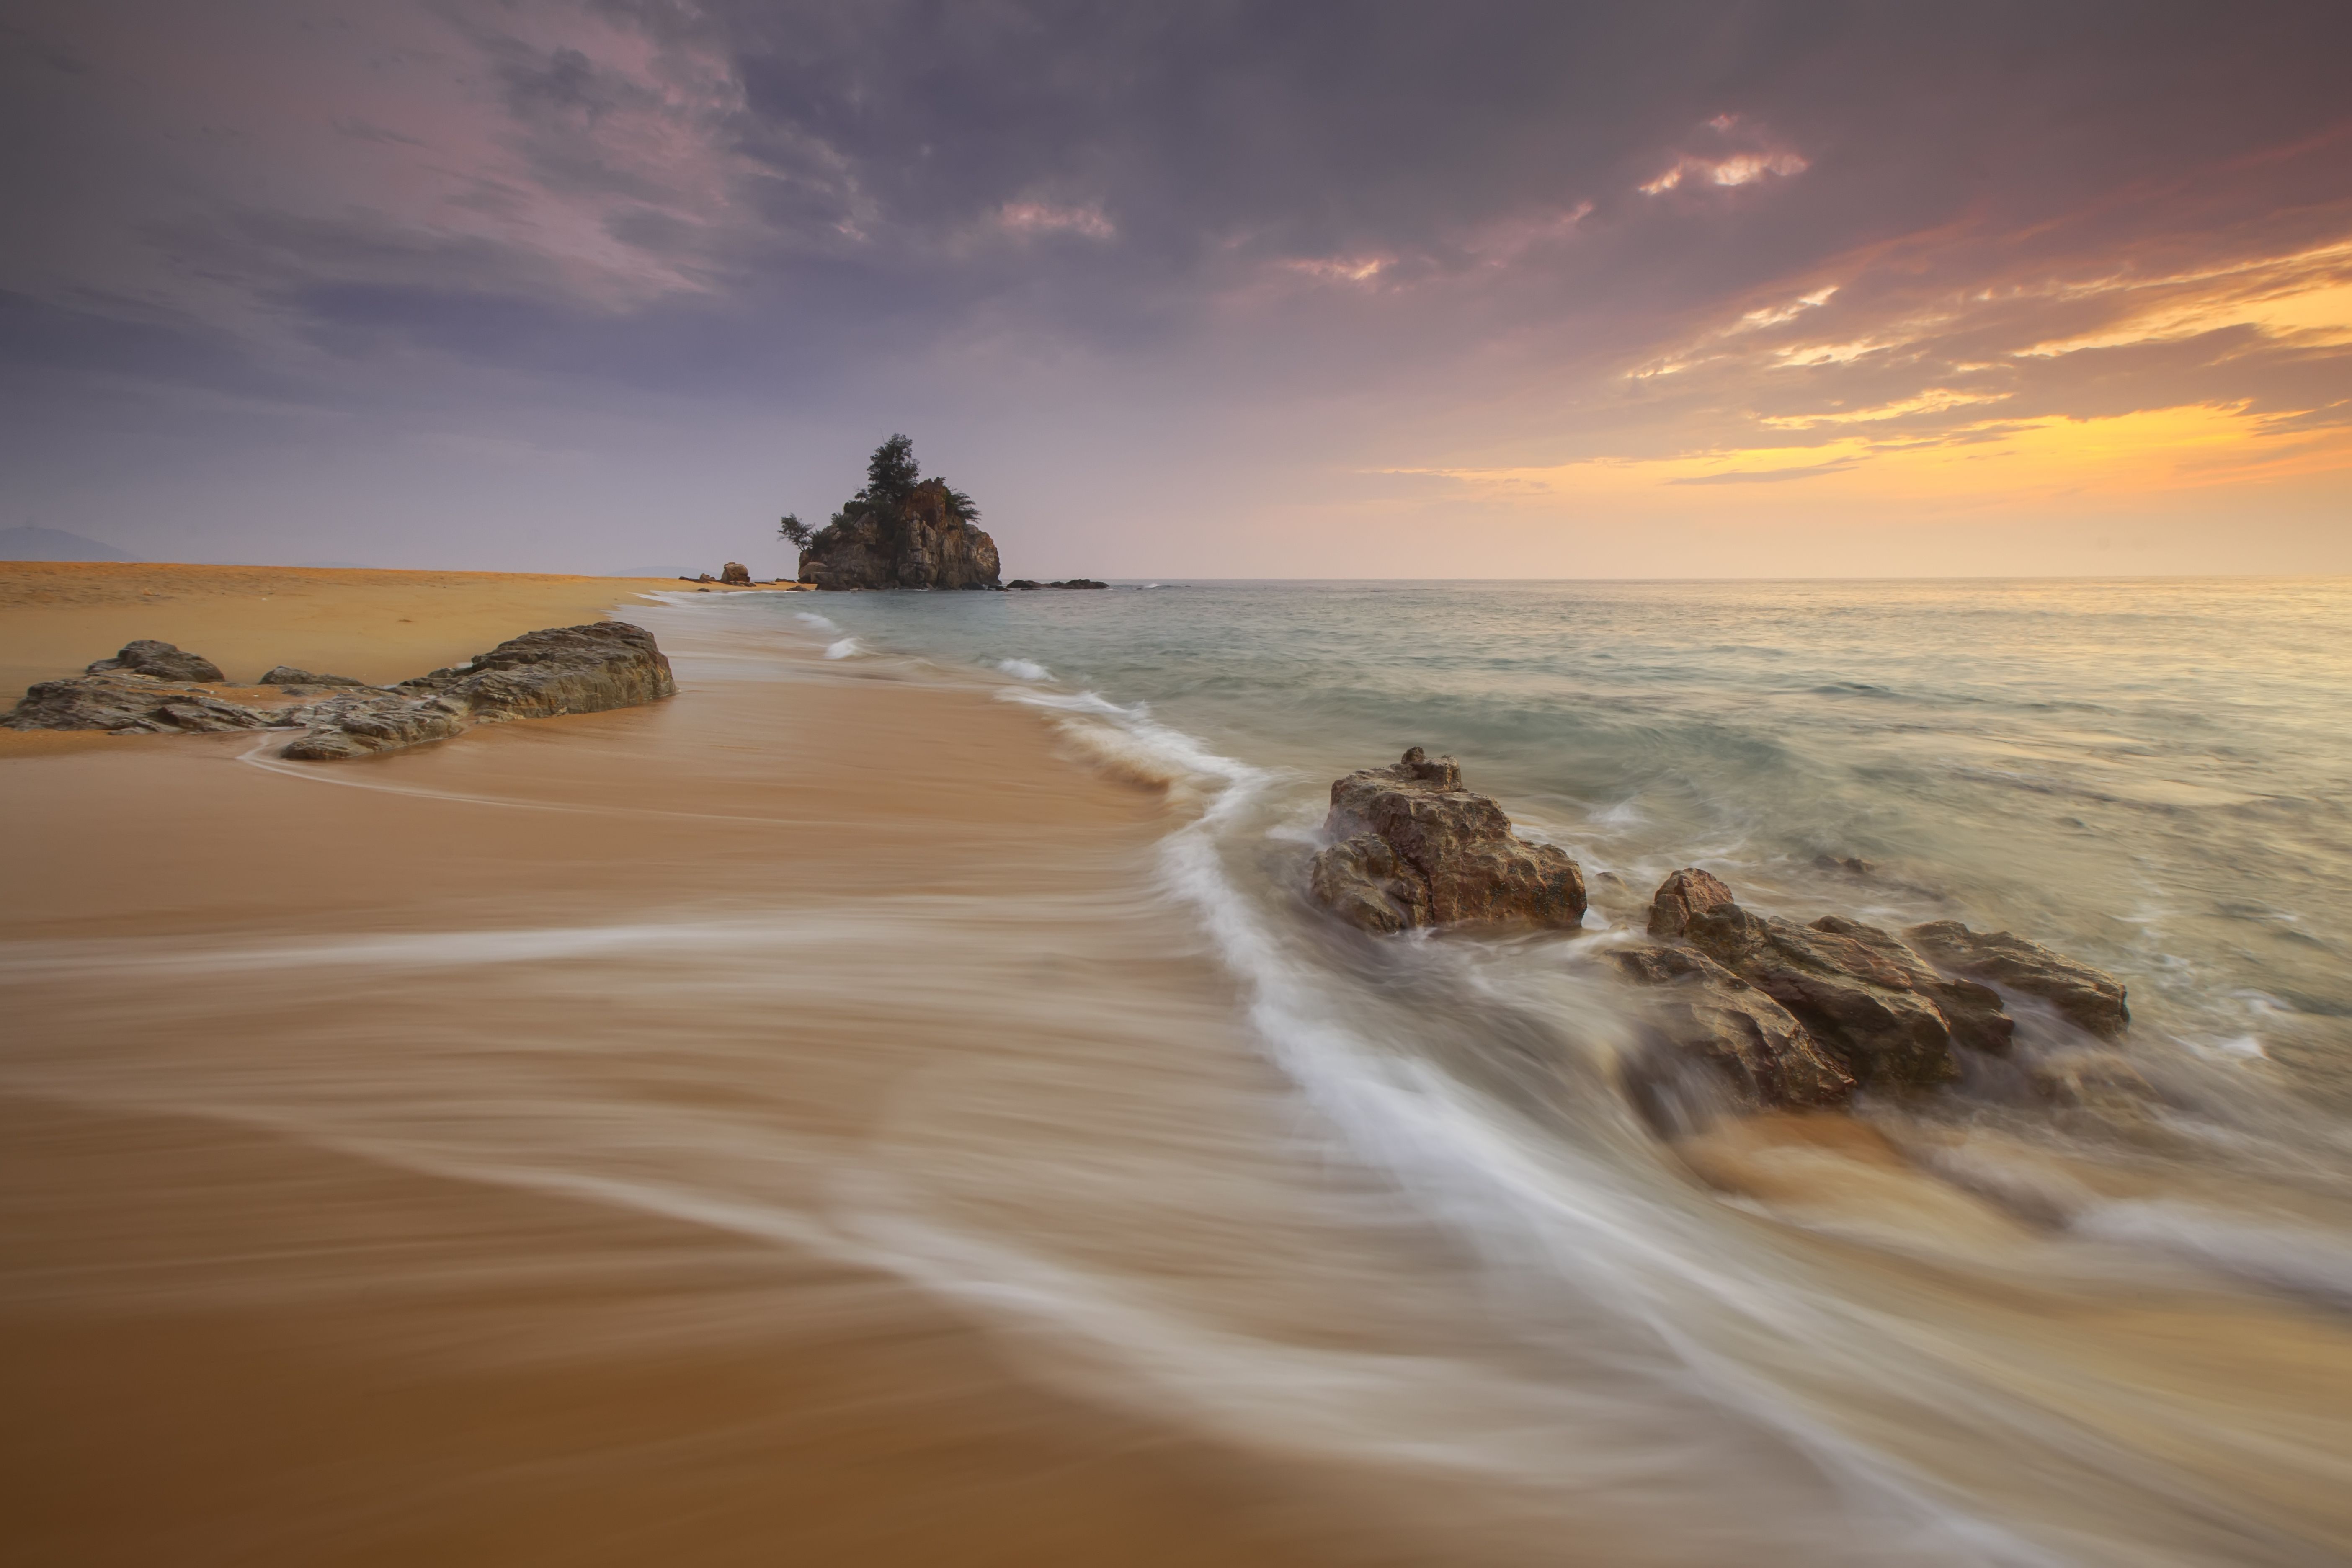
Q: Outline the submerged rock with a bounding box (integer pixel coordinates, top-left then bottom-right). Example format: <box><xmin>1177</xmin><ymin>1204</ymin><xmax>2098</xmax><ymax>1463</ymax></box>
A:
<box><xmin>259</xmin><ymin>666</ymin><xmax>369</xmax><ymax>688</ymax></box>
<box><xmin>4</xmin><ymin>673</ymin><xmax>274</xmax><ymax>734</ymax></box>
<box><xmin>1904</xmin><ymin>920</ymin><xmax>2130</xmax><ymax>1040</ymax></box>
<box><xmin>1611</xmin><ymin>943</ymin><xmax>1855</xmax><ymax>1114</ymax></box>
<box><xmin>85</xmin><ymin>639</ymin><xmax>224</xmax><ymax>683</ymax></box>
<box><xmin>1308</xmin><ymin>748</ymin><xmax>1586</xmax><ymax>934</ymax></box>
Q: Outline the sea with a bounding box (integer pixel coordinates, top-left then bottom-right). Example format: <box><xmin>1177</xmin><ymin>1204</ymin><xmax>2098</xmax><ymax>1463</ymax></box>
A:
<box><xmin>763</xmin><ymin>576</ymin><xmax>2352</xmax><ymax>1563</ymax></box>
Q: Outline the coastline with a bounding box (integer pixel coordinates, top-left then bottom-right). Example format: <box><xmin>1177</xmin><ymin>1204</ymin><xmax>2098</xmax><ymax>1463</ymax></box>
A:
<box><xmin>0</xmin><ymin>575</ymin><xmax>1352</xmax><ymax>1565</ymax></box>
<box><xmin>0</xmin><ymin>561</ymin><xmax>799</xmax><ymax>703</ymax></box>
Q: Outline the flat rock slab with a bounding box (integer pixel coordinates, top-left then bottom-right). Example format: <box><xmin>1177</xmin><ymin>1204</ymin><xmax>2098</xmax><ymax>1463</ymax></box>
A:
<box><xmin>4</xmin><ymin>673</ymin><xmax>276</xmax><ymax>734</ymax></box>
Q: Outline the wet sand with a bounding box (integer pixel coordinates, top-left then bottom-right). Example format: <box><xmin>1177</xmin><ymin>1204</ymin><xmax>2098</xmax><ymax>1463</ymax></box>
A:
<box><xmin>0</xmin><ymin>585</ymin><xmax>1342</xmax><ymax>1566</ymax></box>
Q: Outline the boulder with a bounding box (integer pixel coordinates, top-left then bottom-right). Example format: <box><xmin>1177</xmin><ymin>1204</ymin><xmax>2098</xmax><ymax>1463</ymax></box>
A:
<box><xmin>1648</xmin><ymin>867</ymin><xmax>1734</xmax><ymax>938</ymax></box>
<box><xmin>1610</xmin><ymin>944</ymin><xmax>1855</xmax><ymax>1112</ymax></box>
<box><xmin>1903</xmin><ymin>921</ymin><xmax>2130</xmax><ymax>1040</ymax></box>
<box><xmin>720</xmin><ymin>561</ymin><xmax>751</xmax><ymax>586</ymax></box>
<box><xmin>4</xmin><ymin>673</ymin><xmax>273</xmax><ymax>733</ymax></box>
<box><xmin>259</xmin><ymin>666</ymin><xmax>369</xmax><ymax>688</ymax></box>
<box><xmin>85</xmin><ymin>640</ymin><xmax>224</xmax><ymax>683</ymax></box>
<box><xmin>1050</xmin><ymin>579</ymin><xmax>1109</xmax><ymax>590</ymax></box>
<box><xmin>1643</xmin><ymin>870</ymin><xmax>2014</xmax><ymax>1093</ymax></box>
<box><xmin>1006</xmin><ymin>579</ymin><xmax>1041</xmax><ymax>590</ymax></box>
<box><xmin>1308</xmin><ymin>748</ymin><xmax>1586</xmax><ymax>934</ymax></box>
<box><xmin>280</xmin><ymin>694</ymin><xmax>471</xmax><ymax>759</ymax></box>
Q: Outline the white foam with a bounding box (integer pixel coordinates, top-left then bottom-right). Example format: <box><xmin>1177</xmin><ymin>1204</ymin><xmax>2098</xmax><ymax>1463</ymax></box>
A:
<box><xmin>795</xmin><ymin>611</ymin><xmax>841</xmax><ymax>632</ymax></box>
<box><xmin>824</xmin><ymin>638</ymin><xmax>859</xmax><ymax>660</ymax></box>
<box><xmin>997</xmin><ymin>658</ymin><xmax>1052</xmax><ymax>681</ymax></box>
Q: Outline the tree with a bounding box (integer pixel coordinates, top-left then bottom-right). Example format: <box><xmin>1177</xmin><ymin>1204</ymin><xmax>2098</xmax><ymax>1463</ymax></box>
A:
<box><xmin>862</xmin><ymin>433</ymin><xmax>920</xmax><ymax>508</ymax></box>
<box><xmin>778</xmin><ymin>513</ymin><xmax>813</xmax><ymax>549</ymax></box>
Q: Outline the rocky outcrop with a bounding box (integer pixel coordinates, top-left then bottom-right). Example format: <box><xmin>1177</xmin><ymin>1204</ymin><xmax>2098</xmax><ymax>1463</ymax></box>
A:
<box><xmin>1308</xmin><ymin>748</ymin><xmax>1586</xmax><ymax>934</ymax></box>
<box><xmin>803</xmin><ymin>485</ymin><xmax>1001</xmax><ymax>590</ymax></box>
<box><xmin>720</xmin><ymin>561</ymin><xmax>751</xmax><ymax>586</ymax></box>
<box><xmin>7</xmin><ymin>622</ymin><xmax>675</xmax><ymax>761</ymax></box>
<box><xmin>4</xmin><ymin>673</ymin><xmax>276</xmax><ymax>733</ymax></box>
<box><xmin>259</xmin><ymin>666</ymin><xmax>369</xmax><ymax>688</ymax></box>
<box><xmin>1611</xmin><ymin>943</ymin><xmax>1856</xmax><ymax>1113</ymax></box>
<box><xmin>796</xmin><ymin>435</ymin><xmax>1002</xmax><ymax>591</ymax></box>
<box><xmin>1903</xmin><ymin>921</ymin><xmax>2130</xmax><ymax>1040</ymax></box>
<box><xmin>86</xmin><ymin>640</ymin><xmax>224</xmax><ymax>683</ymax></box>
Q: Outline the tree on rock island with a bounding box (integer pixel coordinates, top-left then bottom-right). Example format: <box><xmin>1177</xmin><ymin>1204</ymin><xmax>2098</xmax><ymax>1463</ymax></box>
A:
<box><xmin>788</xmin><ymin>434</ymin><xmax>1001</xmax><ymax>591</ymax></box>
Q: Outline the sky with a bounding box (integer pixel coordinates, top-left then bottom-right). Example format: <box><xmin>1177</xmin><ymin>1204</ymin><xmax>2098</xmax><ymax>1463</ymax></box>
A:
<box><xmin>3</xmin><ymin>0</ymin><xmax>2349</xmax><ymax>579</ymax></box>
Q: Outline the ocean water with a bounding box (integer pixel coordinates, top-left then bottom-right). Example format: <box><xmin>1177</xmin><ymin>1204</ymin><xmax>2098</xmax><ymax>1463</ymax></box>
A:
<box><xmin>767</xmin><ymin>577</ymin><xmax>2352</xmax><ymax>1562</ymax></box>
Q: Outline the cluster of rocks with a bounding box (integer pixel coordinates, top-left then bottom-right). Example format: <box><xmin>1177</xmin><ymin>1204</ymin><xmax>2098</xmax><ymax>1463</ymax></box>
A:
<box><xmin>4</xmin><ymin>624</ymin><xmax>676</xmax><ymax>761</ymax></box>
<box><xmin>1006</xmin><ymin>578</ymin><xmax>1109</xmax><ymax>591</ymax></box>
<box><xmin>678</xmin><ymin>563</ymin><xmax>761</xmax><ymax>586</ymax></box>
<box><xmin>1305</xmin><ymin>748</ymin><xmax>2136</xmax><ymax>1123</ymax></box>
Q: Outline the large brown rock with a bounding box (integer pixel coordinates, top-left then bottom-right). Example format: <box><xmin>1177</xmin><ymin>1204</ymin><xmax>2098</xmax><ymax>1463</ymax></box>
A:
<box><xmin>4</xmin><ymin>673</ymin><xmax>274</xmax><ymax>733</ymax></box>
<box><xmin>1903</xmin><ymin>921</ymin><xmax>2130</xmax><ymax>1040</ymax></box>
<box><xmin>1308</xmin><ymin>748</ymin><xmax>1586</xmax><ymax>934</ymax></box>
<box><xmin>86</xmin><ymin>640</ymin><xmax>224</xmax><ymax>683</ymax></box>
<box><xmin>1610</xmin><ymin>943</ymin><xmax>1855</xmax><ymax>1112</ymax></box>
<box><xmin>720</xmin><ymin>561</ymin><xmax>752</xmax><ymax>585</ymax></box>
<box><xmin>1643</xmin><ymin>869</ymin><xmax>2014</xmax><ymax>1093</ymax></box>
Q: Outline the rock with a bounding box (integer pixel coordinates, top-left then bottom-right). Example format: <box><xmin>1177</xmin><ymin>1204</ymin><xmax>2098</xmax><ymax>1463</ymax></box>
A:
<box><xmin>1610</xmin><ymin>944</ymin><xmax>1855</xmax><ymax>1112</ymax></box>
<box><xmin>259</xmin><ymin>666</ymin><xmax>369</xmax><ymax>687</ymax></box>
<box><xmin>1903</xmin><ymin>921</ymin><xmax>2130</xmax><ymax>1040</ymax></box>
<box><xmin>1006</xmin><ymin>579</ymin><xmax>1041</xmax><ymax>590</ymax></box>
<box><xmin>798</xmin><ymin>437</ymin><xmax>1001</xmax><ymax>591</ymax></box>
<box><xmin>4</xmin><ymin>673</ymin><xmax>275</xmax><ymax>733</ymax></box>
<box><xmin>280</xmin><ymin>694</ymin><xmax>472</xmax><ymax>759</ymax></box>
<box><xmin>1647</xmin><ymin>870</ymin><xmax>2014</xmax><ymax>1093</ymax></box>
<box><xmin>1049</xmin><ymin>578</ymin><xmax>1108</xmax><ymax>590</ymax></box>
<box><xmin>1308</xmin><ymin>748</ymin><xmax>1587</xmax><ymax>933</ymax></box>
<box><xmin>283</xmin><ymin>622</ymin><xmax>675</xmax><ymax>760</ymax></box>
<box><xmin>397</xmin><ymin>622</ymin><xmax>676</xmax><ymax>721</ymax></box>
<box><xmin>720</xmin><ymin>561</ymin><xmax>751</xmax><ymax>585</ymax></box>
<box><xmin>1648</xmin><ymin>867</ymin><xmax>1734</xmax><ymax>938</ymax></box>
<box><xmin>85</xmin><ymin>639</ymin><xmax>224</xmax><ymax>683</ymax></box>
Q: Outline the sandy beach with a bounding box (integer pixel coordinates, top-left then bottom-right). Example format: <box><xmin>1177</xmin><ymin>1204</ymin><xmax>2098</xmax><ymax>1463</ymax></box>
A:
<box><xmin>0</xmin><ymin>567</ymin><xmax>1343</xmax><ymax>1566</ymax></box>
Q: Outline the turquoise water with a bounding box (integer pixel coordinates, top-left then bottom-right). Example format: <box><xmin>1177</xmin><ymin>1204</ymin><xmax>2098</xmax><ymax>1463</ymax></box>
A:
<box><xmin>789</xmin><ymin>578</ymin><xmax>2352</xmax><ymax>1105</ymax></box>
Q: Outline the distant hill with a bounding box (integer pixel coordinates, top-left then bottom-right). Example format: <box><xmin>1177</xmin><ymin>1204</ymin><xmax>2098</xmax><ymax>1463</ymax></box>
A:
<box><xmin>0</xmin><ymin>526</ymin><xmax>136</xmax><ymax>562</ymax></box>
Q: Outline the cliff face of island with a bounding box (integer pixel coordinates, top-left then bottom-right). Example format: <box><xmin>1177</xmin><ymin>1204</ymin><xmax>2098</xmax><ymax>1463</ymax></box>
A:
<box><xmin>795</xmin><ymin>435</ymin><xmax>1002</xmax><ymax>591</ymax></box>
